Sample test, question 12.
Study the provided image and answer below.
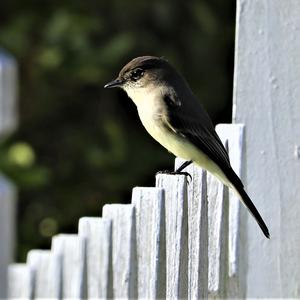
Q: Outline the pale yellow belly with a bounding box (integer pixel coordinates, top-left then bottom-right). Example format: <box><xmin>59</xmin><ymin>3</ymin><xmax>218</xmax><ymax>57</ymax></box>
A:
<box><xmin>138</xmin><ymin>108</ymin><xmax>230</xmax><ymax>186</ymax></box>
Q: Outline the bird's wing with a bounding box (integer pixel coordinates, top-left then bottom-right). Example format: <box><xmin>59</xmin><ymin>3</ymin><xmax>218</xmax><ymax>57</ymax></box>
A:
<box><xmin>163</xmin><ymin>93</ymin><xmax>233</xmax><ymax>177</ymax></box>
<box><xmin>163</xmin><ymin>92</ymin><xmax>270</xmax><ymax>238</ymax></box>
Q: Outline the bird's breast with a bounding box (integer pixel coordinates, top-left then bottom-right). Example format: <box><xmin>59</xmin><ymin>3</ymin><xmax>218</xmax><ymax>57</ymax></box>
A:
<box><xmin>127</xmin><ymin>87</ymin><xmax>207</xmax><ymax>163</ymax></box>
<box><xmin>137</xmin><ymin>98</ymin><xmax>168</xmax><ymax>143</ymax></box>
<box><xmin>136</xmin><ymin>97</ymin><xmax>196</xmax><ymax>161</ymax></box>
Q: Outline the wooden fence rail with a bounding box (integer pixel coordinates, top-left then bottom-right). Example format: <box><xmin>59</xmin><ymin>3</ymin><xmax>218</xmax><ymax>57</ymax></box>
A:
<box><xmin>7</xmin><ymin>123</ymin><xmax>245</xmax><ymax>299</ymax></box>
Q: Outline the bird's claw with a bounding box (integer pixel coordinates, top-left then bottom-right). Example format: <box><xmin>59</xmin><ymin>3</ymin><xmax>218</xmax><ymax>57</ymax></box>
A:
<box><xmin>156</xmin><ymin>170</ymin><xmax>192</xmax><ymax>183</ymax></box>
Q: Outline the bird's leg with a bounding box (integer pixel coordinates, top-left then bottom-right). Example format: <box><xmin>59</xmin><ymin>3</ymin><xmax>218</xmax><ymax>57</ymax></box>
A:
<box><xmin>156</xmin><ymin>160</ymin><xmax>193</xmax><ymax>181</ymax></box>
<box><xmin>175</xmin><ymin>160</ymin><xmax>192</xmax><ymax>172</ymax></box>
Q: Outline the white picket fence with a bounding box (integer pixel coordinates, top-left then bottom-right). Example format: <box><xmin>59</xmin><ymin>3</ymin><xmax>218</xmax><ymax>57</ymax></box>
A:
<box><xmin>4</xmin><ymin>0</ymin><xmax>300</xmax><ymax>297</ymax></box>
<box><xmin>7</xmin><ymin>124</ymin><xmax>245</xmax><ymax>299</ymax></box>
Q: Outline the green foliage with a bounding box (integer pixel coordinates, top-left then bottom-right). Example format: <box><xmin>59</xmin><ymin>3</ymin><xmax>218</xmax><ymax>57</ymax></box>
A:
<box><xmin>0</xmin><ymin>0</ymin><xmax>235</xmax><ymax>261</ymax></box>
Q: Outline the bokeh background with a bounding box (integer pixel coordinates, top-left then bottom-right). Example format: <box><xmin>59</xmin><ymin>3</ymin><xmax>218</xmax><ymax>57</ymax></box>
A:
<box><xmin>0</xmin><ymin>0</ymin><xmax>235</xmax><ymax>261</ymax></box>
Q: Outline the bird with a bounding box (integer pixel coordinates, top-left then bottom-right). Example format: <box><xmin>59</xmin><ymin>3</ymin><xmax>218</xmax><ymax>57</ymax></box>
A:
<box><xmin>104</xmin><ymin>55</ymin><xmax>270</xmax><ymax>238</ymax></box>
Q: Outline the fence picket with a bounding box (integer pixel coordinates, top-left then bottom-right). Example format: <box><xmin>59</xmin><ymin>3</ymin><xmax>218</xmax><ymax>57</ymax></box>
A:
<box><xmin>216</xmin><ymin>123</ymin><xmax>245</xmax><ymax>297</ymax></box>
<box><xmin>102</xmin><ymin>204</ymin><xmax>137</xmax><ymax>299</ymax></box>
<box><xmin>7</xmin><ymin>264</ymin><xmax>33</xmax><ymax>299</ymax></box>
<box><xmin>78</xmin><ymin>217</ymin><xmax>112</xmax><ymax>299</ymax></box>
<box><xmin>51</xmin><ymin>234</ymin><xmax>86</xmax><ymax>299</ymax></box>
<box><xmin>207</xmin><ymin>174</ymin><xmax>229</xmax><ymax>298</ymax></box>
<box><xmin>155</xmin><ymin>174</ymin><xmax>188</xmax><ymax>299</ymax></box>
<box><xmin>131</xmin><ymin>187</ymin><xmax>166</xmax><ymax>299</ymax></box>
<box><xmin>175</xmin><ymin>159</ymin><xmax>208</xmax><ymax>299</ymax></box>
<box><xmin>26</xmin><ymin>250</ymin><xmax>61</xmax><ymax>299</ymax></box>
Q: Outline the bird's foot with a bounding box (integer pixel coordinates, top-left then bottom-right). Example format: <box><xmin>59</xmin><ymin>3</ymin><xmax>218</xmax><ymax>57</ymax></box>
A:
<box><xmin>156</xmin><ymin>170</ymin><xmax>192</xmax><ymax>182</ymax></box>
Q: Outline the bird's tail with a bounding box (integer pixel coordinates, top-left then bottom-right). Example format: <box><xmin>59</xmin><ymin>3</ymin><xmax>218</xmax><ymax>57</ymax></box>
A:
<box><xmin>232</xmin><ymin>185</ymin><xmax>270</xmax><ymax>239</ymax></box>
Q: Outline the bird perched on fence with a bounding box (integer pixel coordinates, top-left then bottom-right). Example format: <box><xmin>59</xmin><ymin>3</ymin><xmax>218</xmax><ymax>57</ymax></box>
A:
<box><xmin>104</xmin><ymin>55</ymin><xmax>270</xmax><ymax>238</ymax></box>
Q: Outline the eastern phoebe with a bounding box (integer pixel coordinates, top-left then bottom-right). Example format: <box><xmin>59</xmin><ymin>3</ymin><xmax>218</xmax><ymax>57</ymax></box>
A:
<box><xmin>104</xmin><ymin>56</ymin><xmax>269</xmax><ymax>238</ymax></box>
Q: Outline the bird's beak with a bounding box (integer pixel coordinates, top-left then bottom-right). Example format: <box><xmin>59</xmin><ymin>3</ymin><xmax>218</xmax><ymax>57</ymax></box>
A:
<box><xmin>104</xmin><ymin>78</ymin><xmax>124</xmax><ymax>89</ymax></box>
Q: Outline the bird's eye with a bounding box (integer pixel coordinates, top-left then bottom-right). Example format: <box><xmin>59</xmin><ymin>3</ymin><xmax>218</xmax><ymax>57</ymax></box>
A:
<box><xmin>131</xmin><ymin>68</ymin><xmax>144</xmax><ymax>81</ymax></box>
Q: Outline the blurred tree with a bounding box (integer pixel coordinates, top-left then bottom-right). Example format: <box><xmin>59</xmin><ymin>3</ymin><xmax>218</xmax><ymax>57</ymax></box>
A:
<box><xmin>0</xmin><ymin>0</ymin><xmax>235</xmax><ymax>260</ymax></box>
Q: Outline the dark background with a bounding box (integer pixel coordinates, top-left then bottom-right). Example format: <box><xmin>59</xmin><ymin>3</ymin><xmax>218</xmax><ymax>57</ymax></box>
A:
<box><xmin>0</xmin><ymin>0</ymin><xmax>235</xmax><ymax>261</ymax></box>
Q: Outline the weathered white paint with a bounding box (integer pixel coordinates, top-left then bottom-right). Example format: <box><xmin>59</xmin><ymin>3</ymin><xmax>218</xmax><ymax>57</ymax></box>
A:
<box><xmin>26</xmin><ymin>249</ymin><xmax>61</xmax><ymax>299</ymax></box>
<box><xmin>233</xmin><ymin>0</ymin><xmax>300</xmax><ymax>297</ymax></box>
<box><xmin>131</xmin><ymin>187</ymin><xmax>166</xmax><ymax>299</ymax></box>
<box><xmin>78</xmin><ymin>217</ymin><xmax>112</xmax><ymax>299</ymax></box>
<box><xmin>51</xmin><ymin>234</ymin><xmax>86</xmax><ymax>299</ymax></box>
<box><xmin>216</xmin><ymin>123</ymin><xmax>246</xmax><ymax>297</ymax></box>
<box><xmin>207</xmin><ymin>172</ymin><xmax>229</xmax><ymax>298</ymax></box>
<box><xmin>47</xmin><ymin>252</ymin><xmax>62</xmax><ymax>299</ymax></box>
<box><xmin>155</xmin><ymin>174</ymin><xmax>189</xmax><ymax>299</ymax></box>
<box><xmin>0</xmin><ymin>50</ymin><xmax>17</xmax><ymax>299</ymax></box>
<box><xmin>102</xmin><ymin>204</ymin><xmax>137</xmax><ymax>299</ymax></box>
<box><xmin>174</xmin><ymin>158</ymin><xmax>208</xmax><ymax>299</ymax></box>
<box><xmin>7</xmin><ymin>264</ymin><xmax>33</xmax><ymax>299</ymax></box>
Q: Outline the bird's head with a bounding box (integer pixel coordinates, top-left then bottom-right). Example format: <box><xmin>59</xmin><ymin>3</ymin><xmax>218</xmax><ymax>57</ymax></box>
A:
<box><xmin>104</xmin><ymin>56</ymin><xmax>173</xmax><ymax>93</ymax></box>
